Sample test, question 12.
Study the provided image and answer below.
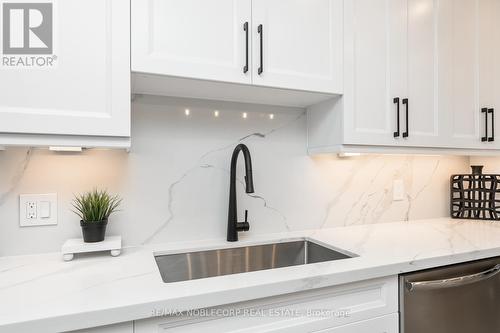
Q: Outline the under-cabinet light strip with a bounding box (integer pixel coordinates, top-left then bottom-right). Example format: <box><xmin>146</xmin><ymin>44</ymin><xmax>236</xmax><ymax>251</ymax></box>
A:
<box><xmin>49</xmin><ymin>146</ymin><xmax>83</xmax><ymax>152</ymax></box>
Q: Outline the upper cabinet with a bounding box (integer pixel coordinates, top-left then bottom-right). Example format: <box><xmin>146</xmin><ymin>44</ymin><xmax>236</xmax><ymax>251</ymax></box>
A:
<box><xmin>251</xmin><ymin>0</ymin><xmax>343</xmax><ymax>93</ymax></box>
<box><xmin>0</xmin><ymin>0</ymin><xmax>131</xmax><ymax>148</ymax></box>
<box><xmin>132</xmin><ymin>0</ymin><xmax>252</xmax><ymax>85</ymax></box>
<box><xmin>4</xmin><ymin>0</ymin><xmax>500</xmax><ymax>153</ymax></box>
<box><xmin>405</xmin><ymin>0</ymin><xmax>442</xmax><ymax>147</ymax></box>
<box><xmin>477</xmin><ymin>0</ymin><xmax>500</xmax><ymax>149</ymax></box>
<box><xmin>308</xmin><ymin>0</ymin><xmax>500</xmax><ymax>154</ymax></box>
<box><xmin>440</xmin><ymin>0</ymin><xmax>482</xmax><ymax>150</ymax></box>
<box><xmin>131</xmin><ymin>0</ymin><xmax>343</xmax><ymax>107</ymax></box>
<box><xmin>339</xmin><ymin>0</ymin><xmax>407</xmax><ymax>147</ymax></box>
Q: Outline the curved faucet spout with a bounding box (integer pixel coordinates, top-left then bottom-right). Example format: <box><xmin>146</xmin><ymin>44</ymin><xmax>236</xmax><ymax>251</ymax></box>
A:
<box><xmin>227</xmin><ymin>144</ymin><xmax>254</xmax><ymax>242</ymax></box>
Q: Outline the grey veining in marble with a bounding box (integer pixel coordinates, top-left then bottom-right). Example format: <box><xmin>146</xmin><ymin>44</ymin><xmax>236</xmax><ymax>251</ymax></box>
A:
<box><xmin>0</xmin><ymin>95</ymin><xmax>469</xmax><ymax>255</ymax></box>
<box><xmin>141</xmin><ymin>111</ymin><xmax>304</xmax><ymax>244</ymax></box>
<box><xmin>0</xmin><ymin>149</ymin><xmax>31</xmax><ymax>207</ymax></box>
<box><xmin>2</xmin><ymin>218</ymin><xmax>500</xmax><ymax>333</ymax></box>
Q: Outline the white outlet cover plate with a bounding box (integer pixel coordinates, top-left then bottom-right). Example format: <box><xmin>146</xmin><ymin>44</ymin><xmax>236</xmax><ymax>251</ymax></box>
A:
<box><xmin>19</xmin><ymin>193</ymin><xmax>58</xmax><ymax>227</ymax></box>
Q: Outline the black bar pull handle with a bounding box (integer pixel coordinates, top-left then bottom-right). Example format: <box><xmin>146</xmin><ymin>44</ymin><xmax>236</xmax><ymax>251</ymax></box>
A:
<box><xmin>402</xmin><ymin>98</ymin><xmax>409</xmax><ymax>138</ymax></box>
<box><xmin>489</xmin><ymin>108</ymin><xmax>495</xmax><ymax>142</ymax></box>
<box><xmin>258</xmin><ymin>24</ymin><xmax>263</xmax><ymax>75</ymax></box>
<box><xmin>393</xmin><ymin>97</ymin><xmax>400</xmax><ymax>138</ymax></box>
<box><xmin>482</xmin><ymin>108</ymin><xmax>488</xmax><ymax>142</ymax></box>
<box><xmin>407</xmin><ymin>264</ymin><xmax>500</xmax><ymax>292</ymax></box>
<box><xmin>243</xmin><ymin>22</ymin><xmax>249</xmax><ymax>73</ymax></box>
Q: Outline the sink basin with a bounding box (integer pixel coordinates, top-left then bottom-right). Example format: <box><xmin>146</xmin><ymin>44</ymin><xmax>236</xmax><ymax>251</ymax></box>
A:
<box><xmin>155</xmin><ymin>240</ymin><xmax>355</xmax><ymax>283</ymax></box>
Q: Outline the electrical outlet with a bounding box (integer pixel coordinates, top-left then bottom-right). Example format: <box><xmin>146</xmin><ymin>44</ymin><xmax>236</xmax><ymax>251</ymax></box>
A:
<box><xmin>19</xmin><ymin>194</ymin><xmax>57</xmax><ymax>227</ymax></box>
<box><xmin>26</xmin><ymin>201</ymin><xmax>37</xmax><ymax>219</ymax></box>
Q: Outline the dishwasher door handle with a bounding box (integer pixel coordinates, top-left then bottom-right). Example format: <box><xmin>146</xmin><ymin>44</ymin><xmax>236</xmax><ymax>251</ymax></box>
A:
<box><xmin>406</xmin><ymin>264</ymin><xmax>500</xmax><ymax>292</ymax></box>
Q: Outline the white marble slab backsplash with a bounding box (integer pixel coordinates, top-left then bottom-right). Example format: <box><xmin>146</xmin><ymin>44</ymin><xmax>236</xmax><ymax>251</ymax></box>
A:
<box><xmin>0</xmin><ymin>95</ymin><xmax>470</xmax><ymax>256</ymax></box>
<box><xmin>470</xmin><ymin>157</ymin><xmax>500</xmax><ymax>173</ymax></box>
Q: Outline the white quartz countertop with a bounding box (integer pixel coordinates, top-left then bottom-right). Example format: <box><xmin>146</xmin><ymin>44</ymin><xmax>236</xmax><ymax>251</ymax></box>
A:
<box><xmin>2</xmin><ymin>218</ymin><xmax>500</xmax><ymax>333</ymax></box>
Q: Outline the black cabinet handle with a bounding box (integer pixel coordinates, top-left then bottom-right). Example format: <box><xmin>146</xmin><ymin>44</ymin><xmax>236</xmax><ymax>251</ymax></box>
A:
<box><xmin>393</xmin><ymin>97</ymin><xmax>400</xmax><ymax>138</ymax></box>
<box><xmin>258</xmin><ymin>24</ymin><xmax>263</xmax><ymax>75</ymax></box>
<box><xmin>243</xmin><ymin>22</ymin><xmax>249</xmax><ymax>73</ymax></box>
<box><xmin>482</xmin><ymin>108</ymin><xmax>488</xmax><ymax>142</ymax></box>
<box><xmin>489</xmin><ymin>108</ymin><xmax>495</xmax><ymax>142</ymax></box>
<box><xmin>402</xmin><ymin>98</ymin><xmax>409</xmax><ymax>138</ymax></box>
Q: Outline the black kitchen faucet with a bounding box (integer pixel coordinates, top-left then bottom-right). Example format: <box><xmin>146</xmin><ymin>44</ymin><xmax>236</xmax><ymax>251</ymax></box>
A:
<box><xmin>227</xmin><ymin>144</ymin><xmax>254</xmax><ymax>242</ymax></box>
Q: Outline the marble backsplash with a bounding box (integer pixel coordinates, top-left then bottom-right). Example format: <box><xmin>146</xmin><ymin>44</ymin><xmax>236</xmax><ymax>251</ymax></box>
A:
<box><xmin>0</xmin><ymin>95</ymin><xmax>470</xmax><ymax>256</ymax></box>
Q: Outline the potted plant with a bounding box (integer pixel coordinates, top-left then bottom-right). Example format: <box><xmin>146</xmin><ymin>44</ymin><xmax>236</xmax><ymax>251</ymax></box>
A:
<box><xmin>72</xmin><ymin>189</ymin><xmax>122</xmax><ymax>243</ymax></box>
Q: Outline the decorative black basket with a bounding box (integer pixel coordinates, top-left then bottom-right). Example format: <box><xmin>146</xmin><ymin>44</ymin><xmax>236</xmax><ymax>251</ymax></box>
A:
<box><xmin>450</xmin><ymin>166</ymin><xmax>500</xmax><ymax>220</ymax></box>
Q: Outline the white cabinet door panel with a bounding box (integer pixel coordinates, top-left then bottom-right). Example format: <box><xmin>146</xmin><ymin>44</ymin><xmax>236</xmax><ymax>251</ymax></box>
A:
<box><xmin>0</xmin><ymin>0</ymin><xmax>130</xmax><ymax>137</ymax></box>
<box><xmin>446</xmin><ymin>0</ymin><xmax>482</xmax><ymax>148</ymax></box>
<box><xmin>313</xmin><ymin>314</ymin><xmax>398</xmax><ymax>333</ymax></box>
<box><xmin>343</xmin><ymin>0</ymin><xmax>407</xmax><ymax>146</ymax></box>
<box><xmin>251</xmin><ymin>0</ymin><xmax>342</xmax><ymax>94</ymax></box>
<box><xmin>135</xmin><ymin>277</ymin><xmax>398</xmax><ymax>333</ymax></box>
<box><xmin>132</xmin><ymin>0</ymin><xmax>251</xmax><ymax>84</ymax></box>
<box><xmin>405</xmin><ymin>0</ymin><xmax>441</xmax><ymax>146</ymax></box>
<box><xmin>70</xmin><ymin>322</ymin><xmax>133</xmax><ymax>333</ymax></box>
<box><xmin>491</xmin><ymin>0</ymin><xmax>500</xmax><ymax>149</ymax></box>
<box><xmin>441</xmin><ymin>0</ymin><xmax>482</xmax><ymax>149</ymax></box>
<box><xmin>479</xmin><ymin>0</ymin><xmax>500</xmax><ymax>149</ymax></box>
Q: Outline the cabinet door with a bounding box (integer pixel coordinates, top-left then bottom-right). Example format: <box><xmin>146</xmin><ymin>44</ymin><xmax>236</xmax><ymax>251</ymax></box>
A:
<box><xmin>0</xmin><ymin>0</ymin><xmax>130</xmax><ymax>137</ymax></box>
<box><xmin>132</xmin><ymin>0</ymin><xmax>251</xmax><ymax>84</ymax></box>
<box><xmin>251</xmin><ymin>0</ymin><xmax>342</xmax><ymax>94</ymax></box>
<box><xmin>342</xmin><ymin>0</ymin><xmax>407</xmax><ymax>146</ymax></box>
<box><xmin>136</xmin><ymin>314</ymin><xmax>398</xmax><ymax>333</ymax></box>
<box><xmin>71</xmin><ymin>322</ymin><xmax>133</xmax><ymax>333</ymax></box>
<box><xmin>313</xmin><ymin>314</ymin><xmax>398</xmax><ymax>333</ymax></box>
<box><xmin>136</xmin><ymin>277</ymin><xmax>398</xmax><ymax>333</ymax></box>
<box><xmin>403</xmin><ymin>0</ymin><xmax>444</xmax><ymax>147</ymax></box>
<box><xmin>440</xmin><ymin>0</ymin><xmax>483</xmax><ymax>149</ymax></box>
<box><xmin>478</xmin><ymin>0</ymin><xmax>500</xmax><ymax>148</ymax></box>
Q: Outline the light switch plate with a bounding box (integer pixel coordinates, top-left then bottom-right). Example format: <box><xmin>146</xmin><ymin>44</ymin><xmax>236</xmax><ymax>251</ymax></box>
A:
<box><xmin>39</xmin><ymin>201</ymin><xmax>51</xmax><ymax>218</ymax></box>
<box><xmin>392</xmin><ymin>180</ymin><xmax>405</xmax><ymax>201</ymax></box>
<box><xmin>19</xmin><ymin>193</ymin><xmax>58</xmax><ymax>227</ymax></box>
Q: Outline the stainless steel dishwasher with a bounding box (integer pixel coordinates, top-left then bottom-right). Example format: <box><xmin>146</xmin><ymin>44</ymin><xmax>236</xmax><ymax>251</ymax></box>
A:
<box><xmin>400</xmin><ymin>257</ymin><xmax>500</xmax><ymax>333</ymax></box>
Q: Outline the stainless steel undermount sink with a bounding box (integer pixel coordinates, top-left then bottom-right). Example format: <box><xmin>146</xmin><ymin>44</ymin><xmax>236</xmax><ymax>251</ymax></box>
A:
<box><xmin>155</xmin><ymin>240</ymin><xmax>356</xmax><ymax>283</ymax></box>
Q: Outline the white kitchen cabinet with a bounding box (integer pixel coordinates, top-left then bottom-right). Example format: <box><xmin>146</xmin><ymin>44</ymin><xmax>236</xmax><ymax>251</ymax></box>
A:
<box><xmin>404</xmin><ymin>0</ymin><xmax>443</xmax><ymax>147</ymax></box>
<box><xmin>477</xmin><ymin>0</ymin><xmax>500</xmax><ymax>149</ymax></box>
<box><xmin>135</xmin><ymin>276</ymin><xmax>398</xmax><ymax>333</ymax></box>
<box><xmin>132</xmin><ymin>0</ymin><xmax>252</xmax><ymax>85</ymax></box>
<box><xmin>340</xmin><ymin>0</ymin><xmax>407</xmax><ymax>147</ymax></box>
<box><xmin>313</xmin><ymin>313</ymin><xmax>398</xmax><ymax>333</ymax></box>
<box><xmin>308</xmin><ymin>0</ymin><xmax>418</xmax><ymax>153</ymax></box>
<box><xmin>70</xmin><ymin>322</ymin><xmax>133</xmax><ymax>333</ymax></box>
<box><xmin>131</xmin><ymin>0</ymin><xmax>343</xmax><ymax>106</ymax></box>
<box><xmin>439</xmin><ymin>0</ymin><xmax>482</xmax><ymax>149</ymax></box>
<box><xmin>308</xmin><ymin>0</ymin><xmax>499</xmax><ymax>154</ymax></box>
<box><xmin>314</xmin><ymin>0</ymin><xmax>445</xmax><ymax>150</ymax></box>
<box><xmin>251</xmin><ymin>0</ymin><xmax>343</xmax><ymax>94</ymax></box>
<box><xmin>0</xmin><ymin>0</ymin><xmax>130</xmax><ymax>148</ymax></box>
<box><xmin>419</xmin><ymin>0</ymin><xmax>500</xmax><ymax>150</ymax></box>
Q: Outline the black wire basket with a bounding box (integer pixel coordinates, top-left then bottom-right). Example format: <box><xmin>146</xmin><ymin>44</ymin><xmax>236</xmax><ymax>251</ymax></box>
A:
<box><xmin>450</xmin><ymin>166</ymin><xmax>500</xmax><ymax>220</ymax></box>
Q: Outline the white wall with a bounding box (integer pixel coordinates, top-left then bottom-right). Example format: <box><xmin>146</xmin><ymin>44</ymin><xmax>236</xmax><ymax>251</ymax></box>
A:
<box><xmin>0</xmin><ymin>95</ymin><xmax>469</xmax><ymax>256</ymax></box>
<box><xmin>470</xmin><ymin>157</ymin><xmax>500</xmax><ymax>173</ymax></box>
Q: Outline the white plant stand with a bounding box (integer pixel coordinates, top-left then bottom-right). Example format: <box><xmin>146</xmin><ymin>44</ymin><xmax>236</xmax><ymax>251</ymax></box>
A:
<box><xmin>62</xmin><ymin>236</ymin><xmax>122</xmax><ymax>261</ymax></box>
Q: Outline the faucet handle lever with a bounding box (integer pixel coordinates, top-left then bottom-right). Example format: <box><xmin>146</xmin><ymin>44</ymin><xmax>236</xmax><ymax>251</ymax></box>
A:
<box><xmin>236</xmin><ymin>210</ymin><xmax>250</xmax><ymax>232</ymax></box>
